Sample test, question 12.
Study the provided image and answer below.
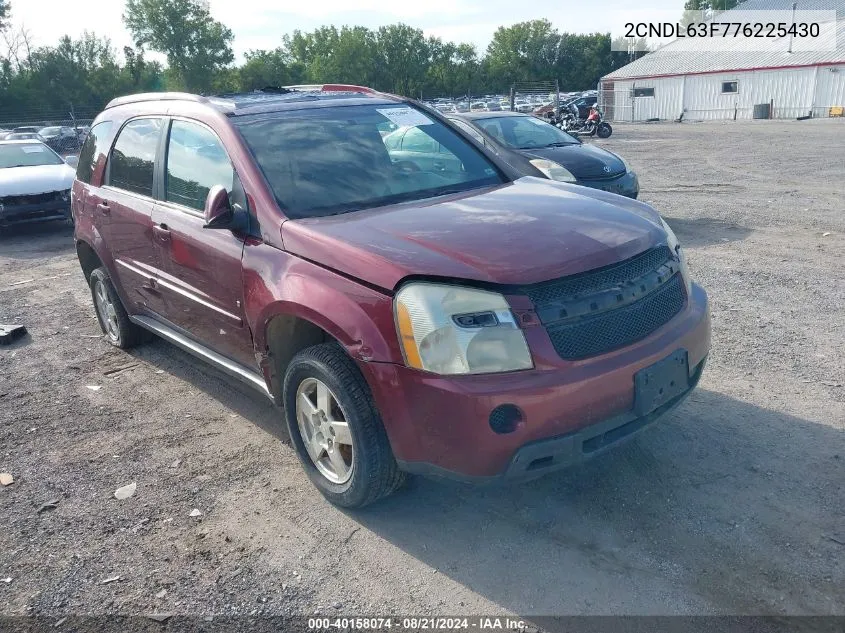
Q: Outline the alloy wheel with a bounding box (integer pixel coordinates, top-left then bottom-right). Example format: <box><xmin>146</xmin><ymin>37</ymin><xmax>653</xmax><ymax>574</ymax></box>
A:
<box><xmin>295</xmin><ymin>377</ymin><xmax>354</xmax><ymax>484</ymax></box>
<box><xmin>93</xmin><ymin>279</ymin><xmax>120</xmax><ymax>343</ymax></box>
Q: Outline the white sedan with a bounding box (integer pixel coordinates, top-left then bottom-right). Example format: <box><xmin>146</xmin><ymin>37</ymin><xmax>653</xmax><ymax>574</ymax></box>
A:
<box><xmin>0</xmin><ymin>139</ymin><xmax>77</xmax><ymax>229</ymax></box>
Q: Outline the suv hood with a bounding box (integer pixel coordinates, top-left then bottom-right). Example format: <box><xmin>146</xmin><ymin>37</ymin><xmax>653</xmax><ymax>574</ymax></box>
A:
<box><xmin>282</xmin><ymin>177</ymin><xmax>666</xmax><ymax>291</ymax></box>
<box><xmin>521</xmin><ymin>144</ymin><xmax>626</xmax><ymax>180</ymax></box>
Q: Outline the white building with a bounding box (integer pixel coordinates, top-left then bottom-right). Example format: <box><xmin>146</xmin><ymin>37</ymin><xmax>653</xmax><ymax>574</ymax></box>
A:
<box><xmin>600</xmin><ymin>0</ymin><xmax>845</xmax><ymax>121</ymax></box>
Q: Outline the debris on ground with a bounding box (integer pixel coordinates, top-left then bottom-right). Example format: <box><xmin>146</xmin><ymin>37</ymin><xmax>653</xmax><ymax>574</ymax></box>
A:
<box><xmin>100</xmin><ymin>575</ymin><xmax>121</xmax><ymax>585</ymax></box>
<box><xmin>0</xmin><ymin>472</ymin><xmax>14</xmax><ymax>486</ymax></box>
<box><xmin>0</xmin><ymin>324</ymin><xmax>27</xmax><ymax>345</ymax></box>
<box><xmin>103</xmin><ymin>363</ymin><xmax>140</xmax><ymax>376</ymax></box>
<box><xmin>85</xmin><ymin>385</ymin><xmax>102</xmax><ymax>392</ymax></box>
<box><xmin>147</xmin><ymin>614</ymin><xmax>173</xmax><ymax>623</ymax></box>
<box><xmin>114</xmin><ymin>482</ymin><xmax>137</xmax><ymax>500</ymax></box>
<box><xmin>189</xmin><ymin>508</ymin><xmax>203</xmax><ymax>518</ymax></box>
<box><xmin>37</xmin><ymin>499</ymin><xmax>60</xmax><ymax>513</ymax></box>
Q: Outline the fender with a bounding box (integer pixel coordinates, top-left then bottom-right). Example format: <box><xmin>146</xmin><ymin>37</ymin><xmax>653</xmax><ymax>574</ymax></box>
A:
<box><xmin>242</xmin><ymin>241</ymin><xmax>404</xmax><ymax>365</ymax></box>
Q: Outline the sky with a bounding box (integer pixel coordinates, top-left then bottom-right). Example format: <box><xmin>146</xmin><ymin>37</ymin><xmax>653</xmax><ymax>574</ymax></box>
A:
<box><xmin>7</xmin><ymin>0</ymin><xmax>686</xmax><ymax>62</ymax></box>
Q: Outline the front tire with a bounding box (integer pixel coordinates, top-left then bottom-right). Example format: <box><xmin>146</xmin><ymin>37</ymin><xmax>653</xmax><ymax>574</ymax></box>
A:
<box><xmin>89</xmin><ymin>267</ymin><xmax>144</xmax><ymax>349</ymax></box>
<box><xmin>597</xmin><ymin>122</ymin><xmax>613</xmax><ymax>138</ymax></box>
<box><xmin>283</xmin><ymin>343</ymin><xmax>405</xmax><ymax>508</ymax></box>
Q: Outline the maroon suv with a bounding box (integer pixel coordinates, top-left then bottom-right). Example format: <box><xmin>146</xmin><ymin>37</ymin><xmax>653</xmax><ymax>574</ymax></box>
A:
<box><xmin>72</xmin><ymin>85</ymin><xmax>710</xmax><ymax>507</ymax></box>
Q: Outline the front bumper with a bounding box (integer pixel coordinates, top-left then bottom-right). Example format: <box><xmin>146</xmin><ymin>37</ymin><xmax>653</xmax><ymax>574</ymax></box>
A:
<box><xmin>364</xmin><ymin>282</ymin><xmax>709</xmax><ymax>481</ymax></box>
<box><xmin>578</xmin><ymin>171</ymin><xmax>639</xmax><ymax>199</ymax></box>
<box><xmin>0</xmin><ymin>197</ymin><xmax>71</xmax><ymax>226</ymax></box>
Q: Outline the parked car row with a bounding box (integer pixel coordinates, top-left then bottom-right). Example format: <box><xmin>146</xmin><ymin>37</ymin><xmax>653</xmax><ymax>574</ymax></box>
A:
<box><xmin>52</xmin><ymin>85</ymin><xmax>707</xmax><ymax>508</ymax></box>
<box><xmin>0</xmin><ymin>125</ymin><xmax>90</xmax><ymax>153</ymax></box>
<box><xmin>425</xmin><ymin>90</ymin><xmax>599</xmax><ymax>120</ymax></box>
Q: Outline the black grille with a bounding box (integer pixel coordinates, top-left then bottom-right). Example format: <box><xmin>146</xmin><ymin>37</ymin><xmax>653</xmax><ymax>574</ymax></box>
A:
<box><xmin>545</xmin><ymin>273</ymin><xmax>686</xmax><ymax>360</ymax></box>
<box><xmin>523</xmin><ymin>246</ymin><xmax>673</xmax><ymax>305</ymax></box>
<box><xmin>0</xmin><ymin>191</ymin><xmax>64</xmax><ymax>207</ymax></box>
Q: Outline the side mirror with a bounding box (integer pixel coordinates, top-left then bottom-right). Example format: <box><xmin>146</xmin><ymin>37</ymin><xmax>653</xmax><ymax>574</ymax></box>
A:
<box><xmin>65</xmin><ymin>155</ymin><xmax>79</xmax><ymax>169</ymax></box>
<box><xmin>203</xmin><ymin>185</ymin><xmax>234</xmax><ymax>229</ymax></box>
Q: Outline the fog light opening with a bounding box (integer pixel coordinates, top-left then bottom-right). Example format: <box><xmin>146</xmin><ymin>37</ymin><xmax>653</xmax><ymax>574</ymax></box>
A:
<box><xmin>489</xmin><ymin>404</ymin><xmax>523</xmax><ymax>434</ymax></box>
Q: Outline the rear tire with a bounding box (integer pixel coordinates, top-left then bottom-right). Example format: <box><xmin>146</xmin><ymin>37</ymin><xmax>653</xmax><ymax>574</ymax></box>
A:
<box><xmin>597</xmin><ymin>122</ymin><xmax>613</xmax><ymax>139</ymax></box>
<box><xmin>283</xmin><ymin>343</ymin><xmax>405</xmax><ymax>508</ymax></box>
<box><xmin>89</xmin><ymin>267</ymin><xmax>145</xmax><ymax>349</ymax></box>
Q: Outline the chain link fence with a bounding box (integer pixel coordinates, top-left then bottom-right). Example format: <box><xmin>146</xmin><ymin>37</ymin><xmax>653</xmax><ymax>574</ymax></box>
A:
<box><xmin>510</xmin><ymin>81</ymin><xmax>560</xmax><ymax>117</ymax></box>
<box><xmin>0</xmin><ymin>106</ymin><xmax>99</xmax><ymax>155</ymax></box>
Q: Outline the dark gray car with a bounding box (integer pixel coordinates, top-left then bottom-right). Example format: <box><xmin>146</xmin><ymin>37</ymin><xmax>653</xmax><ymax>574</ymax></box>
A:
<box><xmin>447</xmin><ymin>112</ymin><xmax>639</xmax><ymax>199</ymax></box>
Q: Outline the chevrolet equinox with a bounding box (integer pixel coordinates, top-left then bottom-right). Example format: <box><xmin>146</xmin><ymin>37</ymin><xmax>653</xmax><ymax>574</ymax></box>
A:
<box><xmin>72</xmin><ymin>85</ymin><xmax>710</xmax><ymax>508</ymax></box>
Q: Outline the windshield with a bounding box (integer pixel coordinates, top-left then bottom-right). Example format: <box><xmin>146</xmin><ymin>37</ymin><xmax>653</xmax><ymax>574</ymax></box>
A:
<box><xmin>234</xmin><ymin>103</ymin><xmax>503</xmax><ymax>219</ymax></box>
<box><xmin>473</xmin><ymin>116</ymin><xmax>578</xmax><ymax>150</ymax></box>
<box><xmin>0</xmin><ymin>143</ymin><xmax>64</xmax><ymax>168</ymax></box>
<box><xmin>39</xmin><ymin>127</ymin><xmax>62</xmax><ymax>136</ymax></box>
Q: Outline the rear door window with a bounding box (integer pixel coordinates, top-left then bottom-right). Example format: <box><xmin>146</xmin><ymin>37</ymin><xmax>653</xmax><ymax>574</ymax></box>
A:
<box><xmin>165</xmin><ymin>120</ymin><xmax>234</xmax><ymax>211</ymax></box>
<box><xmin>107</xmin><ymin>118</ymin><xmax>163</xmax><ymax>197</ymax></box>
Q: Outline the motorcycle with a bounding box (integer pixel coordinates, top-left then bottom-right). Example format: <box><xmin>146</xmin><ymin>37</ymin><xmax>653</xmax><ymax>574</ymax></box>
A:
<box><xmin>558</xmin><ymin>104</ymin><xmax>613</xmax><ymax>138</ymax></box>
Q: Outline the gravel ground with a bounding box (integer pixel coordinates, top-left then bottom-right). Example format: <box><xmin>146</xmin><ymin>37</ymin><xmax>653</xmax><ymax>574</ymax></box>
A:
<box><xmin>0</xmin><ymin>120</ymin><xmax>843</xmax><ymax>629</ymax></box>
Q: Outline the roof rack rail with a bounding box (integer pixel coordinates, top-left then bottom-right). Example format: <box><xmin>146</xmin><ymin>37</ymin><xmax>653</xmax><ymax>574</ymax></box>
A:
<box><xmin>104</xmin><ymin>92</ymin><xmax>208</xmax><ymax>110</ymax></box>
<box><xmin>284</xmin><ymin>84</ymin><xmax>378</xmax><ymax>94</ymax></box>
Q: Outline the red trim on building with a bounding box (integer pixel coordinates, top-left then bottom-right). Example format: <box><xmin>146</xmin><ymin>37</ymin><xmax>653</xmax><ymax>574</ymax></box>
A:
<box><xmin>603</xmin><ymin>61</ymin><xmax>845</xmax><ymax>82</ymax></box>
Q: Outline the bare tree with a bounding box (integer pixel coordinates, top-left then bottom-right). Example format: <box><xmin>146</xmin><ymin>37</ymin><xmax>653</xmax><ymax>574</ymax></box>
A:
<box><xmin>2</xmin><ymin>24</ymin><xmax>33</xmax><ymax>71</ymax></box>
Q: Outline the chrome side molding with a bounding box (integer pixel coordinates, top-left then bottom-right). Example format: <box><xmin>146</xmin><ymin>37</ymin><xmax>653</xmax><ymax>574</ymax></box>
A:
<box><xmin>130</xmin><ymin>315</ymin><xmax>272</xmax><ymax>399</ymax></box>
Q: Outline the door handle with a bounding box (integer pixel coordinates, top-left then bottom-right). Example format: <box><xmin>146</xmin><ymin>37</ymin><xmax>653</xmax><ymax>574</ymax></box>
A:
<box><xmin>153</xmin><ymin>224</ymin><xmax>171</xmax><ymax>243</ymax></box>
<box><xmin>96</xmin><ymin>202</ymin><xmax>111</xmax><ymax>215</ymax></box>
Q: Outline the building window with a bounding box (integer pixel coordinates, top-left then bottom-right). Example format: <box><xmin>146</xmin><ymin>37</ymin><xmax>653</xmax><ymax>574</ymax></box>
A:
<box><xmin>633</xmin><ymin>87</ymin><xmax>655</xmax><ymax>98</ymax></box>
<box><xmin>722</xmin><ymin>81</ymin><xmax>738</xmax><ymax>94</ymax></box>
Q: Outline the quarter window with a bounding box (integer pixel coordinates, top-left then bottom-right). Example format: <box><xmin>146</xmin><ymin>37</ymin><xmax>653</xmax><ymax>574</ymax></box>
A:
<box><xmin>721</xmin><ymin>81</ymin><xmax>738</xmax><ymax>94</ymax></box>
<box><xmin>108</xmin><ymin>118</ymin><xmax>163</xmax><ymax>197</ymax></box>
<box><xmin>165</xmin><ymin>120</ymin><xmax>234</xmax><ymax>211</ymax></box>
<box><xmin>450</xmin><ymin>119</ymin><xmax>485</xmax><ymax>145</ymax></box>
<box><xmin>76</xmin><ymin>121</ymin><xmax>113</xmax><ymax>185</ymax></box>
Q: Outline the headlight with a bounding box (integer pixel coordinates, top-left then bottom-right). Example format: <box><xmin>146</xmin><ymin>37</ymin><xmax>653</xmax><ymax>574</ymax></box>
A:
<box><xmin>529</xmin><ymin>158</ymin><xmax>576</xmax><ymax>183</ymax></box>
<box><xmin>394</xmin><ymin>283</ymin><xmax>533</xmax><ymax>375</ymax></box>
<box><xmin>660</xmin><ymin>217</ymin><xmax>692</xmax><ymax>293</ymax></box>
<box><xmin>61</xmin><ymin>189</ymin><xmax>71</xmax><ymax>202</ymax></box>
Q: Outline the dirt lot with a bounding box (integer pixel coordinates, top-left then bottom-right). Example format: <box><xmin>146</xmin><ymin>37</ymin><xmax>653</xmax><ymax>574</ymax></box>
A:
<box><xmin>1</xmin><ymin>120</ymin><xmax>843</xmax><ymax>626</ymax></box>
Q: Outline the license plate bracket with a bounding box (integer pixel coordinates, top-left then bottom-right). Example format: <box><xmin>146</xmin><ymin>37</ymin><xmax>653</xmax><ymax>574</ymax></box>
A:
<box><xmin>634</xmin><ymin>349</ymin><xmax>689</xmax><ymax>417</ymax></box>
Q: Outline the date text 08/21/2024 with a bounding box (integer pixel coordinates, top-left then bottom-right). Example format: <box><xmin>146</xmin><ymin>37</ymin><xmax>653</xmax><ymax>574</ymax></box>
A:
<box><xmin>307</xmin><ymin>617</ymin><xmax>530</xmax><ymax>631</ymax></box>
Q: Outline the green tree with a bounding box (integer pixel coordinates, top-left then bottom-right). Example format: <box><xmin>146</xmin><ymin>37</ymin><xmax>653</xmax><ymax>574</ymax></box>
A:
<box><xmin>684</xmin><ymin>0</ymin><xmax>740</xmax><ymax>11</ymax></box>
<box><xmin>0</xmin><ymin>1</ymin><xmax>10</xmax><ymax>31</ymax></box>
<box><xmin>486</xmin><ymin>20</ymin><xmax>561</xmax><ymax>89</ymax></box>
<box><xmin>238</xmin><ymin>48</ymin><xmax>303</xmax><ymax>91</ymax></box>
<box><xmin>123</xmin><ymin>0</ymin><xmax>233</xmax><ymax>92</ymax></box>
<box><xmin>682</xmin><ymin>0</ymin><xmax>740</xmax><ymax>23</ymax></box>
<box><xmin>375</xmin><ymin>24</ymin><xmax>431</xmax><ymax>96</ymax></box>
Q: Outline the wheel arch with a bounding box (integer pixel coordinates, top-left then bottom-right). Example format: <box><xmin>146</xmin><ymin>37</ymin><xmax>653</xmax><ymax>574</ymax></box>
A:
<box><xmin>262</xmin><ymin>309</ymin><xmax>334</xmax><ymax>404</ymax></box>
<box><xmin>76</xmin><ymin>239</ymin><xmax>103</xmax><ymax>282</ymax></box>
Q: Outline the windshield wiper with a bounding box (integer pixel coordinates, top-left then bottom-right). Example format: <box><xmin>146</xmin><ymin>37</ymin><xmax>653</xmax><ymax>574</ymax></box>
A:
<box><xmin>302</xmin><ymin>183</ymin><xmax>488</xmax><ymax>217</ymax></box>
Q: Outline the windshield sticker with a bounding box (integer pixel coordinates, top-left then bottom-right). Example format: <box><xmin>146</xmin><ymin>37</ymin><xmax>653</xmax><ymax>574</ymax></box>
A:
<box><xmin>21</xmin><ymin>145</ymin><xmax>45</xmax><ymax>153</ymax></box>
<box><xmin>376</xmin><ymin>107</ymin><xmax>433</xmax><ymax>127</ymax></box>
